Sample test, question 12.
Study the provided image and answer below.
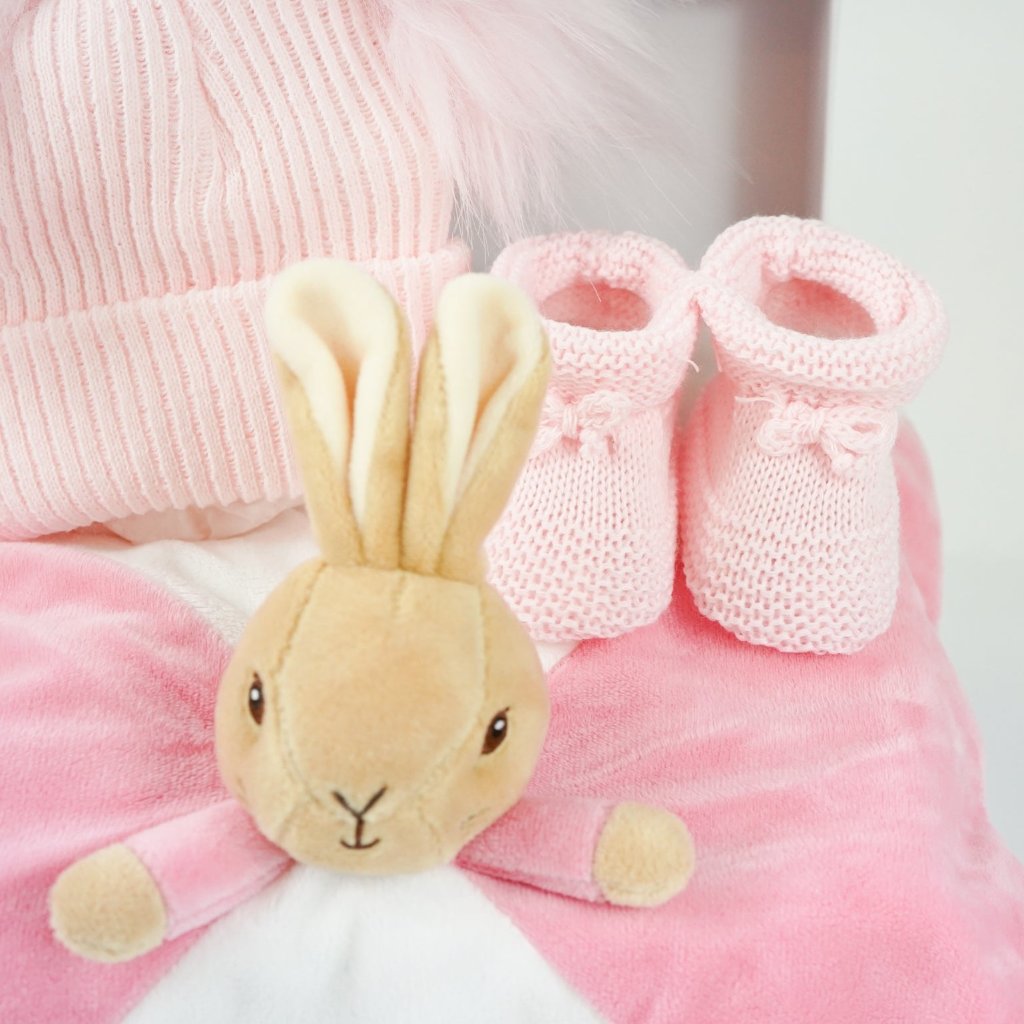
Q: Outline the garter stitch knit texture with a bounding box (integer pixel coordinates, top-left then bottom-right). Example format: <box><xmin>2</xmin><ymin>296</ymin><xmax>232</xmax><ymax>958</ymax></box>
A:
<box><xmin>0</xmin><ymin>1</ymin><xmax>468</xmax><ymax>542</ymax></box>
<box><xmin>489</xmin><ymin>232</ymin><xmax>698</xmax><ymax>642</ymax></box>
<box><xmin>681</xmin><ymin>216</ymin><xmax>947</xmax><ymax>654</ymax></box>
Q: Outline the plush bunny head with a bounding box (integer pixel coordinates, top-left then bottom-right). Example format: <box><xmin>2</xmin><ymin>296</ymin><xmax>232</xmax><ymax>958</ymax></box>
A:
<box><xmin>215</xmin><ymin>262</ymin><xmax>551</xmax><ymax>874</ymax></box>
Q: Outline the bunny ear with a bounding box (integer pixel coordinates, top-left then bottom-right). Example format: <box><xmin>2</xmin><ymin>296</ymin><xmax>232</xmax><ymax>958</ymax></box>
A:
<box><xmin>266</xmin><ymin>260</ymin><xmax>411</xmax><ymax>569</ymax></box>
<box><xmin>403</xmin><ymin>274</ymin><xmax>549</xmax><ymax>581</ymax></box>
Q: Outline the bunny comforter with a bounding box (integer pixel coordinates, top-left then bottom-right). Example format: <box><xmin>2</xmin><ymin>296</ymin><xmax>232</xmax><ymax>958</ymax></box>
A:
<box><xmin>1</xmin><ymin>426</ymin><xmax>1022</xmax><ymax>1023</ymax></box>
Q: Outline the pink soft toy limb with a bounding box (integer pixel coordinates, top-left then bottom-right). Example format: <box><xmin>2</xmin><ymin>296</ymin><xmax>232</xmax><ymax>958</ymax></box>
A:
<box><xmin>52</xmin><ymin>794</ymin><xmax>693</xmax><ymax>962</ymax></box>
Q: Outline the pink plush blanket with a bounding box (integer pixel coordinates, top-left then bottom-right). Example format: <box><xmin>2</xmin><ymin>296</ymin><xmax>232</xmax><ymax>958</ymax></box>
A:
<box><xmin>0</xmin><ymin>544</ymin><xmax>232</xmax><ymax>1022</ymax></box>
<box><xmin>474</xmin><ymin>428</ymin><xmax>1024</xmax><ymax>1021</ymax></box>
<box><xmin>1</xmin><ymin>426</ymin><xmax>1021</xmax><ymax>1022</ymax></box>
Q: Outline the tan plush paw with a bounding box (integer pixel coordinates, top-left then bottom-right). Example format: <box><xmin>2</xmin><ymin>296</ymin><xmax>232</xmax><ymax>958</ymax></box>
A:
<box><xmin>593</xmin><ymin>803</ymin><xmax>695</xmax><ymax>907</ymax></box>
<box><xmin>49</xmin><ymin>844</ymin><xmax>167</xmax><ymax>962</ymax></box>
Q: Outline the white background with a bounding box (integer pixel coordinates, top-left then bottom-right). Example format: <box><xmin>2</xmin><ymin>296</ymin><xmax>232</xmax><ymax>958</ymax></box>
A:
<box><xmin>542</xmin><ymin>0</ymin><xmax>1024</xmax><ymax>857</ymax></box>
<box><xmin>824</xmin><ymin>0</ymin><xmax>1024</xmax><ymax>858</ymax></box>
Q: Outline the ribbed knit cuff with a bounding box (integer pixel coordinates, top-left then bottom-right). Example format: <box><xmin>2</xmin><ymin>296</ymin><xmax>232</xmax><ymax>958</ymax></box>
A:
<box><xmin>494</xmin><ymin>231</ymin><xmax>697</xmax><ymax>404</ymax></box>
<box><xmin>697</xmin><ymin>217</ymin><xmax>947</xmax><ymax>401</ymax></box>
<box><xmin>0</xmin><ymin>242</ymin><xmax>469</xmax><ymax>540</ymax></box>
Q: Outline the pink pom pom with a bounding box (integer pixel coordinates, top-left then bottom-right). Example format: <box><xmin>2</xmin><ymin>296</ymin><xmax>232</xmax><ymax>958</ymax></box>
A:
<box><xmin>371</xmin><ymin>0</ymin><xmax>674</xmax><ymax>237</ymax></box>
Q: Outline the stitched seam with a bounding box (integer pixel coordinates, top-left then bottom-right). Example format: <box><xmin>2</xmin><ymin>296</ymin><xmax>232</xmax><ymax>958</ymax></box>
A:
<box><xmin>172</xmin><ymin>860</ymin><xmax>291</xmax><ymax>934</ymax></box>
<box><xmin>269</xmin><ymin>560</ymin><xmax>325</xmax><ymax>678</ymax></box>
<box><xmin>271</xmin><ymin>562</ymin><xmax>331</xmax><ymax>834</ymax></box>
<box><xmin>403</xmin><ymin>583</ymin><xmax>487</xmax><ymax>811</ymax></box>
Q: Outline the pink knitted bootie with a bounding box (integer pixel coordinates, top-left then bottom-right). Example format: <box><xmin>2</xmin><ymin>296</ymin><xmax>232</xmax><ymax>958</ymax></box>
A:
<box><xmin>681</xmin><ymin>216</ymin><xmax>947</xmax><ymax>654</ymax></box>
<box><xmin>488</xmin><ymin>232</ymin><xmax>698</xmax><ymax>641</ymax></box>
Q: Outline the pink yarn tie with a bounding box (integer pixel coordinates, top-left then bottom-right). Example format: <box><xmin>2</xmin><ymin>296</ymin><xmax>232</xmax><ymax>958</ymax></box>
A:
<box><xmin>534</xmin><ymin>390</ymin><xmax>635</xmax><ymax>458</ymax></box>
<box><xmin>747</xmin><ymin>396</ymin><xmax>898</xmax><ymax>476</ymax></box>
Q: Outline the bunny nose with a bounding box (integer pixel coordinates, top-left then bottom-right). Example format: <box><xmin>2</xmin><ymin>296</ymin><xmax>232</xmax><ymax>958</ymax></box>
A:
<box><xmin>333</xmin><ymin>786</ymin><xmax>388</xmax><ymax>822</ymax></box>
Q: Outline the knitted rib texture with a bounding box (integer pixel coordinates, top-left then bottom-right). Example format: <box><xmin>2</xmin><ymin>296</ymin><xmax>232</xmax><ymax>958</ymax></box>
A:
<box><xmin>489</xmin><ymin>232</ymin><xmax>698</xmax><ymax>642</ymax></box>
<box><xmin>681</xmin><ymin>216</ymin><xmax>947</xmax><ymax>654</ymax></box>
<box><xmin>0</xmin><ymin>1</ymin><xmax>468</xmax><ymax>541</ymax></box>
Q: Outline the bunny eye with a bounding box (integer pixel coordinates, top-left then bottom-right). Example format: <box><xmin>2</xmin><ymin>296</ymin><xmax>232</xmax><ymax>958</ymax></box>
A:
<box><xmin>481</xmin><ymin>710</ymin><xmax>509</xmax><ymax>755</ymax></box>
<box><xmin>248</xmin><ymin>674</ymin><xmax>265</xmax><ymax>725</ymax></box>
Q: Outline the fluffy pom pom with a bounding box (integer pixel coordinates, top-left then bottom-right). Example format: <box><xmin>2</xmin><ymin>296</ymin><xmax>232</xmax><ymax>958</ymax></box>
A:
<box><xmin>371</xmin><ymin>0</ymin><xmax>674</xmax><ymax>238</ymax></box>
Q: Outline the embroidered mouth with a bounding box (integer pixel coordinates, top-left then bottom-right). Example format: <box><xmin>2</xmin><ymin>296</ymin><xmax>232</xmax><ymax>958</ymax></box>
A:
<box><xmin>334</xmin><ymin>787</ymin><xmax>386</xmax><ymax>850</ymax></box>
<box><xmin>340</xmin><ymin>830</ymin><xmax>381</xmax><ymax>851</ymax></box>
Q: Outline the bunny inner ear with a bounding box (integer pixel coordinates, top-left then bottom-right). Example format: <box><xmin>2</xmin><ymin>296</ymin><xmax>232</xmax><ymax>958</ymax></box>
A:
<box><xmin>438</xmin><ymin>303</ymin><xmax>538</xmax><ymax>516</ymax></box>
<box><xmin>272</xmin><ymin>343</ymin><xmax>361</xmax><ymax>568</ymax></box>
<box><xmin>346</xmin><ymin>315</ymin><xmax>404</xmax><ymax>534</ymax></box>
<box><xmin>268</xmin><ymin>260</ymin><xmax>409</xmax><ymax>568</ymax></box>
<box><xmin>403</xmin><ymin>274</ymin><xmax>549</xmax><ymax>580</ymax></box>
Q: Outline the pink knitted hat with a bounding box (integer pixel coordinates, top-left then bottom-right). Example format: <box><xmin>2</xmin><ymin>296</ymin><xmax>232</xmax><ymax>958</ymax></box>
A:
<box><xmin>0</xmin><ymin>0</ymin><xmax>663</xmax><ymax>542</ymax></box>
<box><xmin>488</xmin><ymin>232</ymin><xmax>698</xmax><ymax>641</ymax></box>
<box><xmin>681</xmin><ymin>216</ymin><xmax>947</xmax><ymax>654</ymax></box>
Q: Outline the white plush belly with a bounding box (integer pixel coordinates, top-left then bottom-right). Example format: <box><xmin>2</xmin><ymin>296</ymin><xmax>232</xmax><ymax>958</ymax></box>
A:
<box><xmin>125</xmin><ymin>865</ymin><xmax>602</xmax><ymax>1024</ymax></box>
